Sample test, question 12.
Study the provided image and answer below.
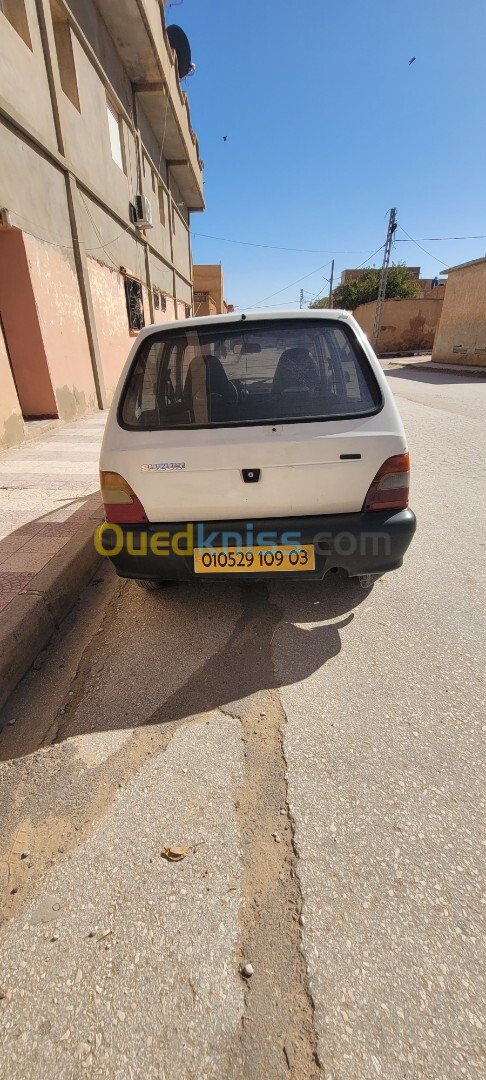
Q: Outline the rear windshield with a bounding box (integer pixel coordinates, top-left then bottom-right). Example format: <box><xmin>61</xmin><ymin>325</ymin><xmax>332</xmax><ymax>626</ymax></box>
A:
<box><xmin>119</xmin><ymin>318</ymin><xmax>382</xmax><ymax>429</ymax></box>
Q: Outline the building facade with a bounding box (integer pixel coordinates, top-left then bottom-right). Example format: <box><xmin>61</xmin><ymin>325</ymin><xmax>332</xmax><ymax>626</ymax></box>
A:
<box><xmin>0</xmin><ymin>0</ymin><xmax>204</xmax><ymax>447</ymax></box>
<box><xmin>340</xmin><ymin>267</ymin><xmax>421</xmax><ymax>285</ymax></box>
<box><xmin>432</xmin><ymin>258</ymin><xmax>486</xmax><ymax>367</ymax></box>
<box><xmin>193</xmin><ymin>265</ymin><xmax>233</xmax><ymax>316</ymax></box>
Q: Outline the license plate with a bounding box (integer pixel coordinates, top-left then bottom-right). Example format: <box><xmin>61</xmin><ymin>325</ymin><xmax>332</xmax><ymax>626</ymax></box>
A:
<box><xmin>194</xmin><ymin>545</ymin><xmax>315</xmax><ymax>574</ymax></box>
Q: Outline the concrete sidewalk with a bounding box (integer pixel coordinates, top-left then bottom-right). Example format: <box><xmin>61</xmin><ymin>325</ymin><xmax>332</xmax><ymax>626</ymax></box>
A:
<box><xmin>382</xmin><ymin>355</ymin><xmax>486</xmax><ymax>378</ymax></box>
<box><xmin>0</xmin><ymin>414</ymin><xmax>106</xmax><ymax>614</ymax></box>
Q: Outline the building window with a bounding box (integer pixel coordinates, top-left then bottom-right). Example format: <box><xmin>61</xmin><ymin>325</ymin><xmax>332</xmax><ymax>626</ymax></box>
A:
<box><xmin>153</xmin><ymin>288</ymin><xmax>160</xmax><ymax>311</ymax></box>
<box><xmin>158</xmin><ymin>183</ymin><xmax>166</xmax><ymax>227</ymax></box>
<box><xmin>50</xmin><ymin>0</ymin><xmax>80</xmax><ymax>111</ymax></box>
<box><xmin>160</xmin><ymin>293</ymin><xmax>167</xmax><ymax>313</ymax></box>
<box><xmin>185</xmin><ymin>305</ymin><xmax>191</xmax><ymax>319</ymax></box>
<box><xmin>124</xmin><ymin>277</ymin><xmax>145</xmax><ymax>332</ymax></box>
<box><xmin>172</xmin><ymin>205</ymin><xmax>177</xmax><ymax>234</ymax></box>
<box><xmin>106</xmin><ymin>99</ymin><xmax>125</xmax><ymax>172</ymax></box>
<box><xmin>0</xmin><ymin>0</ymin><xmax>32</xmax><ymax>47</ymax></box>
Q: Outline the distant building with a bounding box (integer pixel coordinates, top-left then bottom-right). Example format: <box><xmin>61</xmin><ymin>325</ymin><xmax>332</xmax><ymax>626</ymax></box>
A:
<box><xmin>432</xmin><ymin>258</ymin><xmax>486</xmax><ymax>366</ymax></box>
<box><xmin>339</xmin><ymin>265</ymin><xmax>445</xmax><ymax>300</ymax></box>
<box><xmin>193</xmin><ymin>265</ymin><xmax>233</xmax><ymax>315</ymax></box>
<box><xmin>340</xmin><ymin>266</ymin><xmax>421</xmax><ymax>284</ymax></box>
<box><xmin>0</xmin><ymin>0</ymin><xmax>204</xmax><ymax>447</ymax></box>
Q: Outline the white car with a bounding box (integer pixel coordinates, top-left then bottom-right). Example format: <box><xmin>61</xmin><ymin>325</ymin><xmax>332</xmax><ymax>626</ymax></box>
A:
<box><xmin>98</xmin><ymin>310</ymin><xmax>416</xmax><ymax>588</ymax></box>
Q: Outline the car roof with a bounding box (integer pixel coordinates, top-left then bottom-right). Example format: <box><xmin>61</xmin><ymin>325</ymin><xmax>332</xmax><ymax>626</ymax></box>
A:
<box><xmin>135</xmin><ymin>308</ymin><xmax>354</xmax><ymax>344</ymax></box>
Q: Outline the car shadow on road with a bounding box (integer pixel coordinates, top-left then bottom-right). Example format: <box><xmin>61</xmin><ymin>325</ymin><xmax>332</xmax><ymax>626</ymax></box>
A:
<box><xmin>0</xmin><ymin>571</ymin><xmax>369</xmax><ymax>759</ymax></box>
<box><xmin>142</xmin><ymin>575</ymin><xmax>366</xmax><ymax>729</ymax></box>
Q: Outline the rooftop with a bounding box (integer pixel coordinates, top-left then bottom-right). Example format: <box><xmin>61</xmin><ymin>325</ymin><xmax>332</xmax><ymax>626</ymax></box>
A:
<box><xmin>441</xmin><ymin>257</ymin><xmax>486</xmax><ymax>275</ymax></box>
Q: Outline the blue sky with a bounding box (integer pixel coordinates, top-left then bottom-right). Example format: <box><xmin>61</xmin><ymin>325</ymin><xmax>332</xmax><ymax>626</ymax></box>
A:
<box><xmin>174</xmin><ymin>0</ymin><xmax>486</xmax><ymax>310</ymax></box>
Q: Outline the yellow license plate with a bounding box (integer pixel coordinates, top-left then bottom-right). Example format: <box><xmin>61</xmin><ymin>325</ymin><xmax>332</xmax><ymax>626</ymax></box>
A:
<box><xmin>194</xmin><ymin>545</ymin><xmax>315</xmax><ymax>574</ymax></box>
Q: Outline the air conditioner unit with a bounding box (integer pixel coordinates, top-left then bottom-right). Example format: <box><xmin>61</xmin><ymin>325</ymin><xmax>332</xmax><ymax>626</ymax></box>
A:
<box><xmin>134</xmin><ymin>194</ymin><xmax>153</xmax><ymax>229</ymax></box>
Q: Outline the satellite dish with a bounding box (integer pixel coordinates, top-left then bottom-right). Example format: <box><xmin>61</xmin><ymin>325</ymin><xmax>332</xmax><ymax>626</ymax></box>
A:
<box><xmin>167</xmin><ymin>25</ymin><xmax>192</xmax><ymax>79</ymax></box>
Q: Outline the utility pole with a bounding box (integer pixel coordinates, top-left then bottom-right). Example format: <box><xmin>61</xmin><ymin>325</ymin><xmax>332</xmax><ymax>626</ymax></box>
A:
<box><xmin>299</xmin><ymin>288</ymin><xmax>305</xmax><ymax>309</ymax></box>
<box><xmin>328</xmin><ymin>259</ymin><xmax>334</xmax><ymax>308</ymax></box>
<box><xmin>372</xmin><ymin>208</ymin><xmax>397</xmax><ymax>350</ymax></box>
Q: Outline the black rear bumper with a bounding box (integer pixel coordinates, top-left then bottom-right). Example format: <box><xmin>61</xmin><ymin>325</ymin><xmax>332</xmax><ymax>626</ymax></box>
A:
<box><xmin>96</xmin><ymin>509</ymin><xmax>416</xmax><ymax>582</ymax></box>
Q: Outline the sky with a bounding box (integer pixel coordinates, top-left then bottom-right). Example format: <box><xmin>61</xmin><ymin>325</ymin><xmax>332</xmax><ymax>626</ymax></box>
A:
<box><xmin>172</xmin><ymin>0</ymin><xmax>486</xmax><ymax>311</ymax></box>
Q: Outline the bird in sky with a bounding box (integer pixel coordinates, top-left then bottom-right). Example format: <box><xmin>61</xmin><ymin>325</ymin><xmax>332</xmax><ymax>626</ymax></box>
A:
<box><xmin>409</xmin><ymin>56</ymin><xmax>416</xmax><ymax>65</ymax></box>
<box><xmin>223</xmin><ymin>135</ymin><xmax>228</xmax><ymax>141</ymax></box>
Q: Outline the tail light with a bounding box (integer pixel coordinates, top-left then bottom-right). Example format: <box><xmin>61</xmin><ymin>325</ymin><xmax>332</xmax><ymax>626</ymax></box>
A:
<box><xmin>362</xmin><ymin>453</ymin><xmax>410</xmax><ymax>511</ymax></box>
<box><xmin>100</xmin><ymin>471</ymin><xmax>148</xmax><ymax>523</ymax></box>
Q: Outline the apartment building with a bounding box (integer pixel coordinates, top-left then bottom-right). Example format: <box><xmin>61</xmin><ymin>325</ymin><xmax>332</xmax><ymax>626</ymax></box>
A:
<box><xmin>0</xmin><ymin>0</ymin><xmax>204</xmax><ymax>447</ymax></box>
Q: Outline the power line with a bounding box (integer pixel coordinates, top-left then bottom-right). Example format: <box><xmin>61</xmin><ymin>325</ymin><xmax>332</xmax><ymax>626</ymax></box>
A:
<box><xmin>395</xmin><ymin>233</ymin><xmax>486</xmax><ymax>242</ymax></box>
<box><xmin>396</xmin><ymin>225</ymin><xmax>449</xmax><ymax>267</ymax></box>
<box><xmin>250</xmin><ymin>300</ymin><xmax>304</xmax><ymax>309</ymax></box>
<box><xmin>192</xmin><ymin>231</ymin><xmax>365</xmax><ymax>255</ymax></box>
<box><xmin>10</xmin><ymin>209</ymin><xmax>133</xmax><ymax>255</ymax></box>
<box><xmin>355</xmin><ymin>243</ymin><xmax>386</xmax><ymax>270</ymax></box>
<box><xmin>80</xmin><ymin>194</ymin><xmax>120</xmax><ymax>270</ymax></box>
<box><xmin>237</xmin><ymin>261</ymin><xmax>334</xmax><ymax>311</ymax></box>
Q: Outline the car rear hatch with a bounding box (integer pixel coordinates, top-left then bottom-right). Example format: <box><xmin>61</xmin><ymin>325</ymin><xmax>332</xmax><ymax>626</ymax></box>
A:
<box><xmin>102</xmin><ymin>314</ymin><xmax>407</xmax><ymax>522</ymax></box>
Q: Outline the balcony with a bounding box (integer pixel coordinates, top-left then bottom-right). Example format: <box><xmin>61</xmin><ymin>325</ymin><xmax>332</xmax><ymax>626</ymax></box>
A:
<box><xmin>93</xmin><ymin>0</ymin><xmax>204</xmax><ymax>209</ymax></box>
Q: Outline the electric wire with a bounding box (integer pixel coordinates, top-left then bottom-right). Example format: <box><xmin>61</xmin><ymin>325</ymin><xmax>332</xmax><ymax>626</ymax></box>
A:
<box><xmin>236</xmin><ymin>261</ymin><xmax>335</xmax><ymax>311</ymax></box>
<box><xmin>192</xmin><ymin>231</ymin><xmax>366</xmax><ymax>254</ymax></box>
<box><xmin>396</xmin><ymin>226</ymin><xmax>449</xmax><ymax>267</ymax></box>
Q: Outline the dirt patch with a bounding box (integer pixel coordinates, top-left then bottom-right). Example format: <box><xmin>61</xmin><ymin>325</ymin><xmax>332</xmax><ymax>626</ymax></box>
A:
<box><xmin>219</xmin><ymin>586</ymin><xmax>320</xmax><ymax>1078</ymax></box>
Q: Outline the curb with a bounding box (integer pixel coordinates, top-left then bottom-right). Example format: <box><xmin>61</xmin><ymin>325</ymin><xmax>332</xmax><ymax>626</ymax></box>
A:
<box><xmin>386</xmin><ymin>361</ymin><xmax>486</xmax><ymax>379</ymax></box>
<box><xmin>0</xmin><ymin>506</ymin><xmax>103</xmax><ymax>712</ymax></box>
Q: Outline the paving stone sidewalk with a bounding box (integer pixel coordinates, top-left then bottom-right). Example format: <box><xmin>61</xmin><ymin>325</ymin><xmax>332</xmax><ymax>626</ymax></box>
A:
<box><xmin>0</xmin><ymin>414</ymin><xmax>107</xmax><ymax>613</ymax></box>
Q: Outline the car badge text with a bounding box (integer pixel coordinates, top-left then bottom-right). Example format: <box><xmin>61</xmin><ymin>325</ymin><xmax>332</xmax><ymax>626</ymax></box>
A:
<box><xmin>141</xmin><ymin>462</ymin><xmax>186</xmax><ymax>472</ymax></box>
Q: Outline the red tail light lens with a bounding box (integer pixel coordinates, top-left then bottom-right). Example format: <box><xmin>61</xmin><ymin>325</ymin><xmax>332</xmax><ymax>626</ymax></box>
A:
<box><xmin>100</xmin><ymin>471</ymin><xmax>148</xmax><ymax>523</ymax></box>
<box><xmin>363</xmin><ymin>453</ymin><xmax>410</xmax><ymax>511</ymax></box>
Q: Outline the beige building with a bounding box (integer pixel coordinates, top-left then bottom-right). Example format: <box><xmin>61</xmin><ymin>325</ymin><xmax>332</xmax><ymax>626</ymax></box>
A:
<box><xmin>354</xmin><ymin>297</ymin><xmax>443</xmax><ymax>355</ymax></box>
<box><xmin>340</xmin><ymin>266</ymin><xmax>421</xmax><ymax>285</ymax></box>
<box><xmin>340</xmin><ymin>265</ymin><xmax>445</xmax><ymax>300</ymax></box>
<box><xmin>432</xmin><ymin>258</ymin><xmax>486</xmax><ymax>366</ymax></box>
<box><xmin>193</xmin><ymin>264</ymin><xmax>233</xmax><ymax>316</ymax></box>
<box><xmin>0</xmin><ymin>0</ymin><xmax>204</xmax><ymax>447</ymax></box>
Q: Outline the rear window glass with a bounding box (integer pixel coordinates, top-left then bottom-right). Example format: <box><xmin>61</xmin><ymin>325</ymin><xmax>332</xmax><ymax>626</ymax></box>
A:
<box><xmin>119</xmin><ymin>319</ymin><xmax>382</xmax><ymax>429</ymax></box>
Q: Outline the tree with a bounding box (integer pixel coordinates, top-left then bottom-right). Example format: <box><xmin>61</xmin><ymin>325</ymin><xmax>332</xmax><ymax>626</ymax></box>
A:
<box><xmin>309</xmin><ymin>263</ymin><xmax>419</xmax><ymax>312</ymax></box>
<box><xmin>307</xmin><ymin>296</ymin><xmax>329</xmax><ymax>309</ymax></box>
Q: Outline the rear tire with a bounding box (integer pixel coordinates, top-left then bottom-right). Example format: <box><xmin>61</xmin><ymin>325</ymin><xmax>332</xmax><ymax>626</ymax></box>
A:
<box><xmin>135</xmin><ymin>579</ymin><xmax>167</xmax><ymax>591</ymax></box>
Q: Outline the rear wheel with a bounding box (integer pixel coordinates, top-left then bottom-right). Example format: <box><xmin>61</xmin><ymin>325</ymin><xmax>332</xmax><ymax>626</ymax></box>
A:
<box><xmin>135</xmin><ymin>579</ymin><xmax>167</xmax><ymax>591</ymax></box>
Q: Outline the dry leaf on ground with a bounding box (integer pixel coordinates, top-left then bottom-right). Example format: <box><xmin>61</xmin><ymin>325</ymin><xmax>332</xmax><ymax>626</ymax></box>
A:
<box><xmin>161</xmin><ymin>844</ymin><xmax>189</xmax><ymax>862</ymax></box>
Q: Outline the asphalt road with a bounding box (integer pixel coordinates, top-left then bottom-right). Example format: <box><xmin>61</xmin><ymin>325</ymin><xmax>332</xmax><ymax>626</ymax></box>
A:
<box><xmin>0</xmin><ymin>368</ymin><xmax>484</xmax><ymax>1079</ymax></box>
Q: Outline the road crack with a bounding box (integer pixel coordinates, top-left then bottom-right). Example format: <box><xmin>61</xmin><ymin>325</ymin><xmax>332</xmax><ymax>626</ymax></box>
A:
<box><xmin>224</xmin><ymin>586</ymin><xmax>320</xmax><ymax>1079</ymax></box>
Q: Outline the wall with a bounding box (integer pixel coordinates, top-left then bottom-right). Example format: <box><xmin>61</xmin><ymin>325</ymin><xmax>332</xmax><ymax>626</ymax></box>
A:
<box><xmin>0</xmin><ymin>228</ymin><xmax>58</xmax><ymax>419</ymax></box>
<box><xmin>25</xmin><ymin>233</ymin><xmax>97</xmax><ymax>420</ymax></box>
<box><xmin>0</xmin><ymin>0</ymin><xmax>57</xmax><ymax>149</ymax></box>
<box><xmin>432</xmin><ymin>263</ymin><xmax>486</xmax><ymax>366</ymax></box>
<box><xmin>87</xmin><ymin>256</ymin><xmax>145</xmax><ymax>402</ymax></box>
<box><xmin>353</xmin><ymin>297</ymin><xmax>444</xmax><ymax>355</ymax></box>
<box><xmin>0</xmin><ymin>319</ymin><xmax>24</xmax><ymax>449</ymax></box>
<box><xmin>194</xmin><ymin>292</ymin><xmax>217</xmax><ymax>316</ymax></box>
<box><xmin>193</xmin><ymin>266</ymin><xmax>224</xmax><ymax>313</ymax></box>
